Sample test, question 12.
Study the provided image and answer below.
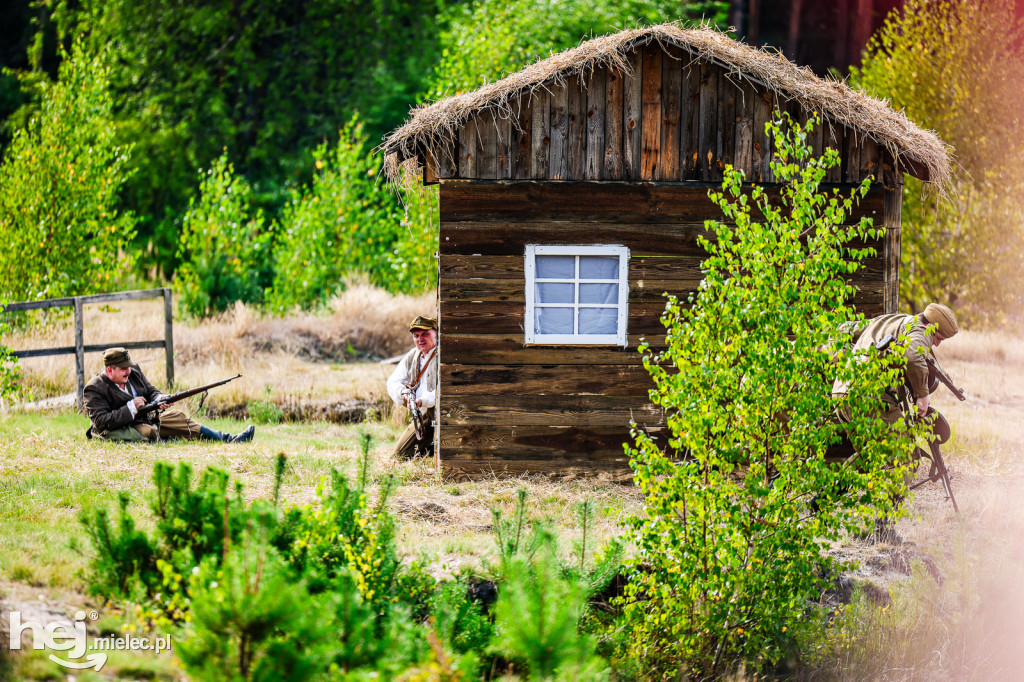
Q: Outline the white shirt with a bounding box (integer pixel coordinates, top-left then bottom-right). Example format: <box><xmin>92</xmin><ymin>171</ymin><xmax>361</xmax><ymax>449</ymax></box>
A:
<box><xmin>386</xmin><ymin>349</ymin><xmax>436</xmax><ymax>415</ymax></box>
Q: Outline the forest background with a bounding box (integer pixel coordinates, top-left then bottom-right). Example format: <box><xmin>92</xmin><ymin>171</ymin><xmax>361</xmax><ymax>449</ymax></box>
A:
<box><xmin>1</xmin><ymin>0</ymin><xmax>1023</xmax><ymax>329</ymax></box>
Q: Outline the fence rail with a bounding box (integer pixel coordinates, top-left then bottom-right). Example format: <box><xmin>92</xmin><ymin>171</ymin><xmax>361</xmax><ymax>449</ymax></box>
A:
<box><xmin>1</xmin><ymin>288</ymin><xmax>174</xmax><ymax>408</ymax></box>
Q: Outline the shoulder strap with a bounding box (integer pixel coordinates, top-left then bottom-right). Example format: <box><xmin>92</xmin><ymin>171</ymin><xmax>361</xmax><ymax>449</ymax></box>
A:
<box><xmin>408</xmin><ymin>348</ymin><xmax>437</xmax><ymax>389</ymax></box>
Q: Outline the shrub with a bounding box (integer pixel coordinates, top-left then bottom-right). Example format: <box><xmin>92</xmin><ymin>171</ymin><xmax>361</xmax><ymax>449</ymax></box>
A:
<box><xmin>176</xmin><ymin>151</ymin><xmax>272</xmax><ymax>318</ymax></box>
<box><xmin>852</xmin><ymin>0</ymin><xmax>1024</xmax><ymax>326</ymax></box>
<box><xmin>267</xmin><ymin>118</ymin><xmax>436</xmax><ymax>313</ymax></box>
<box><xmin>80</xmin><ymin>457</ymin><xmax>283</xmax><ymax>622</ymax></box>
<box><xmin>617</xmin><ymin>114</ymin><xmax>927</xmax><ymax>677</ymax></box>
<box><xmin>0</xmin><ymin>40</ymin><xmax>136</xmax><ymax>303</ymax></box>
<box><xmin>179</xmin><ymin>543</ymin><xmax>341</xmax><ymax>682</ymax></box>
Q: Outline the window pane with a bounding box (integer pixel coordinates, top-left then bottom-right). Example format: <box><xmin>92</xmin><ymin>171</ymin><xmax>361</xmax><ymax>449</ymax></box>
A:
<box><xmin>536</xmin><ymin>282</ymin><xmax>575</xmax><ymax>303</ymax></box>
<box><xmin>536</xmin><ymin>255</ymin><xmax>575</xmax><ymax>279</ymax></box>
<box><xmin>536</xmin><ymin>307</ymin><xmax>573</xmax><ymax>334</ymax></box>
<box><xmin>579</xmin><ymin>283</ymin><xmax>618</xmax><ymax>304</ymax></box>
<box><xmin>578</xmin><ymin>308</ymin><xmax>617</xmax><ymax>334</ymax></box>
<box><xmin>579</xmin><ymin>256</ymin><xmax>619</xmax><ymax>279</ymax></box>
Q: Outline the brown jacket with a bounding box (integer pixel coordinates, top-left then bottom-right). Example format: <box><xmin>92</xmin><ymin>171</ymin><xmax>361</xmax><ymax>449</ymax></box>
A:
<box><xmin>833</xmin><ymin>313</ymin><xmax>934</xmax><ymax>404</ymax></box>
<box><xmin>83</xmin><ymin>364</ymin><xmax>163</xmax><ymax>434</ymax></box>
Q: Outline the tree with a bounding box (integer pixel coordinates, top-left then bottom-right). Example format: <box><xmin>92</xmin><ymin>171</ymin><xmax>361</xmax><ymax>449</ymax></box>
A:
<box><xmin>617</xmin><ymin>115</ymin><xmax>924</xmax><ymax>676</ymax></box>
<box><xmin>852</xmin><ymin>0</ymin><xmax>1024</xmax><ymax>327</ymax></box>
<box><xmin>426</xmin><ymin>0</ymin><xmax>728</xmax><ymax>102</ymax></box>
<box><xmin>0</xmin><ymin>40</ymin><xmax>135</xmax><ymax>303</ymax></box>
<box><xmin>175</xmin><ymin>153</ymin><xmax>271</xmax><ymax>319</ymax></box>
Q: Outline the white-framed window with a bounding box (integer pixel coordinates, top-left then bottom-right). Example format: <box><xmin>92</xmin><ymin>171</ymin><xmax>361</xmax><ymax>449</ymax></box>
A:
<box><xmin>524</xmin><ymin>244</ymin><xmax>629</xmax><ymax>345</ymax></box>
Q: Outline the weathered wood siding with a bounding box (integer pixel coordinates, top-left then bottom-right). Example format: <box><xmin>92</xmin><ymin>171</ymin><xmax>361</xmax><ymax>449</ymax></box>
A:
<box><xmin>438</xmin><ymin>181</ymin><xmax>891</xmax><ymax>479</ymax></box>
<box><xmin>421</xmin><ymin>48</ymin><xmax>901</xmax><ymax>186</ymax></box>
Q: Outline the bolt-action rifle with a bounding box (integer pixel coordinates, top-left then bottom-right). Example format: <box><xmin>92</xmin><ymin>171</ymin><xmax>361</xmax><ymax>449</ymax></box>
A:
<box><xmin>137</xmin><ymin>374</ymin><xmax>242</xmax><ymax>416</ymax></box>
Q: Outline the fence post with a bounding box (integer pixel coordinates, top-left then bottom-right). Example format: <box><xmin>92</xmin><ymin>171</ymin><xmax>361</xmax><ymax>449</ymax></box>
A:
<box><xmin>74</xmin><ymin>297</ymin><xmax>85</xmax><ymax>410</ymax></box>
<box><xmin>163</xmin><ymin>288</ymin><xmax>175</xmax><ymax>389</ymax></box>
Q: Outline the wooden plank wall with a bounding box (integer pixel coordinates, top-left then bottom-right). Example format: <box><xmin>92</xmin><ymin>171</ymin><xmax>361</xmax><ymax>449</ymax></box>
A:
<box><xmin>437</xmin><ymin>181</ymin><xmax>890</xmax><ymax>479</ymax></box>
<box><xmin>424</xmin><ymin>44</ymin><xmax>895</xmax><ymax>186</ymax></box>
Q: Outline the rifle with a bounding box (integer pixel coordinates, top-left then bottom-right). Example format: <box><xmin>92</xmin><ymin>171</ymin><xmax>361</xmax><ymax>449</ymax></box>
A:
<box><xmin>906</xmin><ymin>350</ymin><xmax>964</xmax><ymax>513</ymax></box>
<box><xmin>926</xmin><ymin>352</ymin><xmax>966</xmax><ymax>402</ymax></box>
<box><xmin>137</xmin><ymin>374</ymin><xmax>242</xmax><ymax>416</ymax></box>
<box><xmin>402</xmin><ymin>386</ymin><xmax>428</xmax><ymax>457</ymax></box>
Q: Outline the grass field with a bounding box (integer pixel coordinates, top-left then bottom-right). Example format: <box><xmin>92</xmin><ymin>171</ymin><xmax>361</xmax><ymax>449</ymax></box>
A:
<box><xmin>0</xmin><ymin>411</ymin><xmax>639</xmax><ymax>680</ymax></box>
<box><xmin>1</xmin><ymin>300</ymin><xmax>1023</xmax><ymax>679</ymax></box>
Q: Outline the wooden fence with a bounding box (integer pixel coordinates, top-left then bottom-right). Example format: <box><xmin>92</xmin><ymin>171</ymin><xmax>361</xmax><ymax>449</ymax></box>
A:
<box><xmin>1</xmin><ymin>288</ymin><xmax>174</xmax><ymax>407</ymax></box>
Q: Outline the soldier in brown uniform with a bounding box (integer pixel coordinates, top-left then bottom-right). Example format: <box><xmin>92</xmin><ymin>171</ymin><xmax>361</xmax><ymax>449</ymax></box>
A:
<box><xmin>830</xmin><ymin>304</ymin><xmax>959</xmax><ymax>541</ymax></box>
<box><xmin>386</xmin><ymin>316</ymin><xmax>438</xmax><ymax>458</ymax></box>
<box><xmin>833</xmin><ymin>302</ymin><xmax>959</xmax><ymax>426</ymax></box>
<box><xmin>84</xmin><ymin>347</ymin><xmax>255</xmax><ymax>443</ymax></box>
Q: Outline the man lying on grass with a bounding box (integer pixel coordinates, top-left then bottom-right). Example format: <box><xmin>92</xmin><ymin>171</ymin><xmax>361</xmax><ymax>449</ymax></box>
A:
<box><xmin>84</xmin><ymin>347</ymin><xmax>255</xmax><ymax>443</ymax></box>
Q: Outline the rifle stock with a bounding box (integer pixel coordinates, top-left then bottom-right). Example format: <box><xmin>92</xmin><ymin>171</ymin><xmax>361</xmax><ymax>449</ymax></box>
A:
<box><xmin>137</xmin><ymin>374</ymin><xmax>242</xmax><ymax>416</ymax></box>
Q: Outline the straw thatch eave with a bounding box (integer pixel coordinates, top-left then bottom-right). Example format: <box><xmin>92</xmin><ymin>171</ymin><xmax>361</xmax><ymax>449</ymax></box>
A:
<box><xmin>382</xmin><ymin>23</ymin><xmax>950</xmax><ymax>185</ymax></box>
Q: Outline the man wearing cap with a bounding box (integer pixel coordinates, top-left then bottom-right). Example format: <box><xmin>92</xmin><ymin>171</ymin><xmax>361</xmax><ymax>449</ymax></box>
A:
<box><xmin>386</xmin><ymin>316</ymin><xmax>438</xmax><ymax>458</ymax></box>
<box><xmin>83</xmin><ymin>347</ymin><xmax>255</xmax><ymax>443</ymax></box>
<box><xmin>834</xmin><ymin>302</ymin><xmax>960</xmax><ymax>425</ymax></box>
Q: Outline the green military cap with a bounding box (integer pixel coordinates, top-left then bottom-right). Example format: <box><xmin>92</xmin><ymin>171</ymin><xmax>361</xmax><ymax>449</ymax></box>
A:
<box><xmin>103</xmin><ymin>347</ymin><xmax>132</xmax><ymax>368</ymax></box>
<box><xmin>409</xmin><ymin>316</ymin><xmax>437</xmax><ymax>332</ymax></box>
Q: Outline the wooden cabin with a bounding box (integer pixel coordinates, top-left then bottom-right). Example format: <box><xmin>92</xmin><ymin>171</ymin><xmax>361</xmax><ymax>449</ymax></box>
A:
<box><xmin>382</xmin><ymin>24</ymin><xmax>949</xmax><ymax>480</ymax></box>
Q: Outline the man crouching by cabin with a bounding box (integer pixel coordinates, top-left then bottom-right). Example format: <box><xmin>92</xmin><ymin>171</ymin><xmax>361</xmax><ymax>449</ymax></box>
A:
<box><xmin>84</xmin><ymin>347</ymin><xmax>255</xmax><ymax>443</ymax></box>
<box><xmin>833</xmin><ymin>302</ymin><xmax>959</xmax><ymax>426</ymax></box>
<box><xmin>387</xmin><ymin>316</ymin><xmax>438</xmax><ymax>459</ymax></box>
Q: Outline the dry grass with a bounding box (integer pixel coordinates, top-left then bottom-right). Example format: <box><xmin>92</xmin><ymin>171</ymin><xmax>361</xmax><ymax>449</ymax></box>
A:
<box><xmin>383</xmin><ymin>23</ymin><xmax>950</xmax><ymax>187</ymax></box>
<box><xmin>814</xmin><ymin>327</ymin><xmax>1024</xmax><ymax>680</ymax></box>
<box><xmin>1</xmin><ymin>282</ymin><xmax>435</xmax><ymax>412</ymax></box>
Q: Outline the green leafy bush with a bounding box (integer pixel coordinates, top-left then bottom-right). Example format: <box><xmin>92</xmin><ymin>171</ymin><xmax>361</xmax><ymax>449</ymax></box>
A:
<box><xmin>176</xmin><ymin>151</ymin><xmax>272</xmax><ymax>318</ymax></box>
<box><xmin>617</xmin><ymin>115</ymin><xmax>926</xmax><ymax>677</ymax></box>
<box><xmin>0</xmin><ymin>40</ymin><xmax>136</xmax><ymax>303</ymax></box>
<box><xmin>267</xmin><ymin>118</ymin><xmax>436</xmax><ymax>313</ymax></box>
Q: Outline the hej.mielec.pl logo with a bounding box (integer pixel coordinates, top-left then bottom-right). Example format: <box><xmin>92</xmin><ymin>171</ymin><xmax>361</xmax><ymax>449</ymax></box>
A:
<box><xmin>8</xmin><ymin>609</ymin><xmax>172</xmax><ymax>671</ymax></box>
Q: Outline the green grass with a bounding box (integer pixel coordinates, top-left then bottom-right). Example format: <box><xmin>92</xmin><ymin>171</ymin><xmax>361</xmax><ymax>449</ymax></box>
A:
<box><xmin>0</xmin><ymin>408</ymin><xmax>639</xmax><ymax>678</ymax></box>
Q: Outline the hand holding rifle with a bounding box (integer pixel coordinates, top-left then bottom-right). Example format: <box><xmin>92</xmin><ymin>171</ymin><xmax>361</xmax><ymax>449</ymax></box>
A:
<box><xmin>402</xmin><ymin>385</ymin><xmax>425</xmax><ymax>442</ymax></box>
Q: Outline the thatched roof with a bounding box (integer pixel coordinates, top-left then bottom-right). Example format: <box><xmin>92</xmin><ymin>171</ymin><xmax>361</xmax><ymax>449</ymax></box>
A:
<box><xmin>382</xmin><ymin>23</ymin><xmax>950</xmax><ymax>185</ymax></box>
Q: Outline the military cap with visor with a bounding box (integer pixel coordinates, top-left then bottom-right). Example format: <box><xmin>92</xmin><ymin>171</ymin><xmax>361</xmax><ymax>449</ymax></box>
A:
<box><xmin>409</xmin><ymin>316</ymin><xmax>437</xmax><ymax>332</ymax></box>
<box><xmin>103</xmin><ymin>347</ymin><xmax>132</xmax><ymax>369</ymax></box>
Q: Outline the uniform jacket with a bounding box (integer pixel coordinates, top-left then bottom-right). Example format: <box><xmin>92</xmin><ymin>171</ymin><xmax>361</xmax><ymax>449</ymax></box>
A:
<box><xmin>83</xmin><ymin>364</ymin><xmax>163</xmax><ymax>434</ymax></box>
<box><xmin>833</xmin><ymin>313</ymin><xmax>934</xmax><ymax>403</ymax></box>
<box><xmin>386</xmin><ymin>346</ymin><xmax>438</xmax><ymax>415</ymax></box>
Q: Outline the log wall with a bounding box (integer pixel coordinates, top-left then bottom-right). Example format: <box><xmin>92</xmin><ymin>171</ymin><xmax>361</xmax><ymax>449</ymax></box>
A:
<box><xmin>437</xmin><ymin>181</ymin><xmax>896</xmax><ymax>480</ymax></box>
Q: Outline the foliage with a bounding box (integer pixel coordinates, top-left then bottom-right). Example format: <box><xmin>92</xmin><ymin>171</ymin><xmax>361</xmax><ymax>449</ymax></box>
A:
<box><xmin>490</xmin><ymin>546</ymin><xmax>610</xmax><ymax>681</ymax></box>
<box><xmin>248</xmin><ymin>386</ymin><xmax>284</xmax><ymax>424</ymax></box>
<box><xmin>0</xmin><ymin>323</ymin><xmax>21</xmax><ymax>400</ymax></box>
<box><xmin>852</xmin><ymin>0</ymin><xmax>1024</xmax><ymax>327</ymax></box>
<box><xmin>0</xmin><ymin>39</ymin><xmax>135</xmax><ymax>302</ymax></box>
<box><xmin>427</xmin><ymin>0</ymin><xmax>727</xmax><ymax>101</ymax></box>
<box><xmin>485</xmin><ymin>488</ymin><xmax>623</xmax><ymax>680</ymax></box>
<box><xmin>22</xmin><ymin>0</ymin><xmax>452</xmax><ymax>277</ymax></box>
<box><xmin>179</xmin><ymin>543</ymin><xmax>341</xmax><ymax>682</ymax></box>
<box><xmin>176</xmin><ymin>152</ymin><xmax>272</xmax><ymax>318</ymax></box>
<box><xmin>267</xmin><ymin>119</ymin><xmax>436</xmax><ymax>313</ymax></box>
<box><xmin>617</xmin><ymin>115</ymin><xmax>926</xmax><ymax>677</ymax></box>
<box><xmin>80</xmin><ymin>458</ymin><xmax>282</xmax><ymax>621</ymax></box>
